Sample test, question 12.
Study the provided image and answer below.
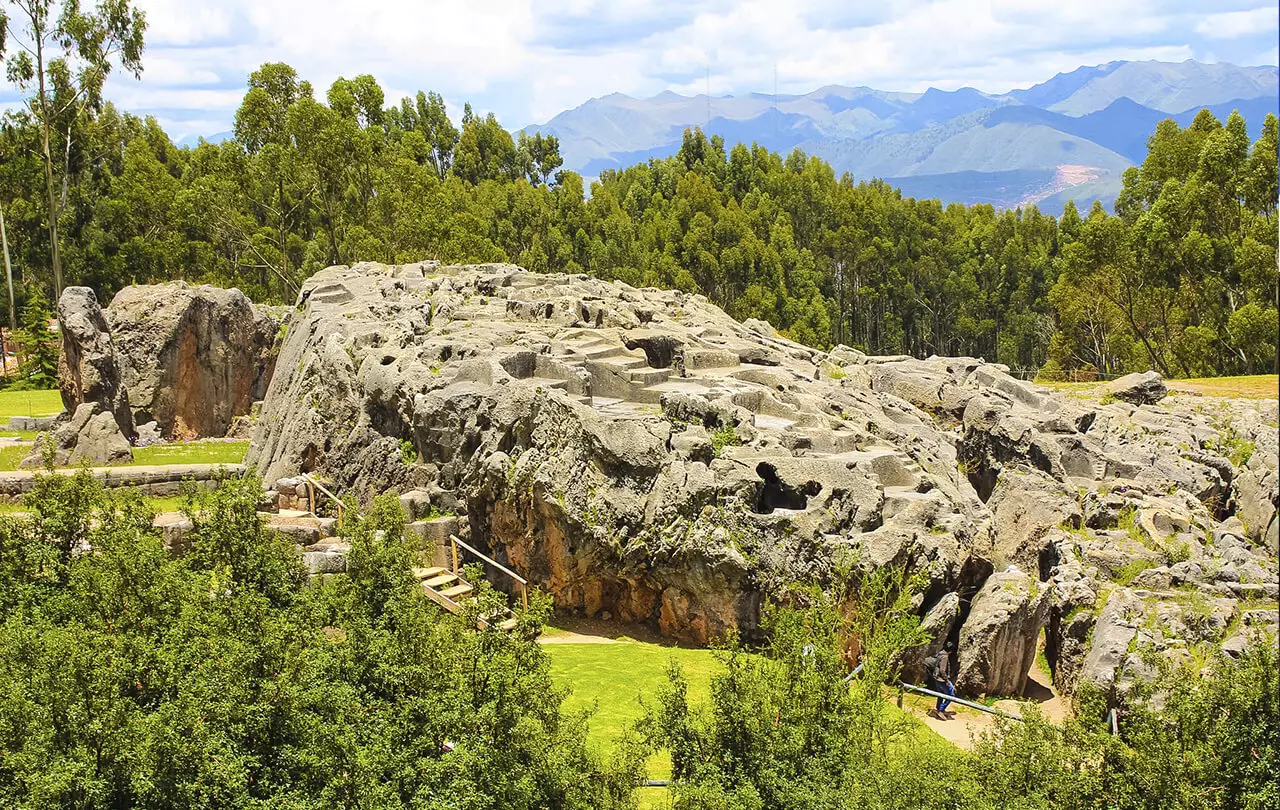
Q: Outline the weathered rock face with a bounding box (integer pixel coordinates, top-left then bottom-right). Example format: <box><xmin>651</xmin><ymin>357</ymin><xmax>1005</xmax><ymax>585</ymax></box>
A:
<box><xmin>246</xmin><ymin>261</ymin><xmax>1279</xmax><ymax>700</ymax></box>
<box><xmin>21</xmin><ymin>402</ymin><xmax>132</xmax><ymax>468</ymax></box>
<box><xmin>57</xmin><ymin>286</ymin><xmax>134</xmax><ymax>439</ymax></box>
<box><xmin>250</xmin><ymin>262</ymin><xmax>989</xmax><ymax>651</ymax></box>
<box><xmin>956</xmin><ymin>569</ymin><xmax>1051</xmax><ymax>697</ymax></box>
<box><xmin>1235</xmin><ymin>428</ymin><xmax>1279</xmax><ymax>553</ymax></box>
<box><xmin>106</xmin><ymin>283</ymin><xmax>282</xmax><ymax>438</ymax></box>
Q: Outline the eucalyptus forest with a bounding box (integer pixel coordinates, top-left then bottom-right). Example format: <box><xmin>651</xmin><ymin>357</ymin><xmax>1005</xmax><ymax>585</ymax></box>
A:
<box><xmin>0</xmin><ymin>61</ymin><xmax>1275</xmax><ymax>381</ymax></box>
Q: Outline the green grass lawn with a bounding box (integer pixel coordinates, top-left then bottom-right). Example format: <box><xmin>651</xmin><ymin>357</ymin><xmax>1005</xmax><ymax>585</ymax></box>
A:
<box><xmin>1038</xmin><ymin>374</ymin><xmax>1278</xmax><ymax>400</ymax></box>
<box><xmin>128</xmin><ymin>440</ymin><xmax>248</xmax><ymax>466</ymax></box>
<box><xmin>0</xmin><ymin>440</ymin><xmax>249</xmax><ymax>472</ymax></box>
<box><xmin>0</xmin><ymin>494</ymin><xmax>191</xmax><ymax>515</ymax></box>
<box><xmin>1168</xmin><ymin>375</ymin><xmax>1278</xmax><ymax>399</ymax></box>
<box><xmin>544</xmin><ymin>638</ymin><xmax>721</xmax><ymax>810</ymax></box>
<box><xmin>0</xmin><ymin>444</ymin><xmax>27</xmax><ymax>471</ymax></box>
<box><xmin>0</xmin><ymin>430</ymin><xmax>41</xmax><ymax>441</ymax></box>
<box><xmin>545</xmin><ymin>639</ymin><xmax>722</xmax><ymax>755</ymax></box>
<box><xmin>543</xmin><ymin>634</ymin><xmax>948</xmax><ymax>809</ymax></box>
<box><xmin>0</xmin><ymin>388</ymin><xmax>62</xmax><ymax>420</ymax></box>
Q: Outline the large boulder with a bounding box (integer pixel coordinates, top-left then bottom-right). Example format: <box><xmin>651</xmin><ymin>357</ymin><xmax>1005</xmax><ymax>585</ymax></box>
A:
<box><xmin>1100</xmin><ymin>370</ymin><xmax>1167</xmax><ymax>405</ymax></box>
<box><xmin>1234</xmin><ymin>428</ymin><xmax>1278</xmax><ymax>552</ymax></box>
<box><xmin>955</xmin><ymin>568</ymin><xmax>1051</xmax><ymax>697</ymax></box>
<box><xmin>56</xmin><ymin>286</ymin><xmax>134</xmax><ymax>438</ymax></box>
<box><xmin>21</xmin><ymin>401</ymin><xmax>132</xmax><ymax>468</ymax></box>
<box><xmin>237</xmin><ymin>260</ymin><xmax>1278</xmax><ymax>677</ymax></box>
<box><xmin>247</xmin><ymin>262</ymin><xmax>990</xmax><ymax>643</ymax></box>
<box><xmin>1077</xmin><ymin>590</ymin><xmax>1141</xmax><ymax>698</ymax></box>
<box><xmin>987</xmin><ymin>469</ymin><xmax>1082</xmax><ymax>574</ymax></box>
<box><xmin>107</xmin><ymin>283</ymin><xmax>283</xmax><ymax>438</ymax></box>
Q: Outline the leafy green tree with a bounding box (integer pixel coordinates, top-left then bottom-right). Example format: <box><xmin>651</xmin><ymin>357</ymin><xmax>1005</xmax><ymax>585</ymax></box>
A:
<box><xmin>233</xmin><ymin>62</ymin><xmax>309</xmax><ymax>296</ymax></box>
<box><xmin>14</xmin><ymin>282</ymin><xmax>55</xmax><ymax>387</ymax></box>
<box><xmin>518</xmin><ymin>131</ymin><xmax>563</xmax><ymax>186</ymax></box>
<box><xmin>1</xmin><ymin>0</ymin><xmax>146</xmax><ymax>298</ymax></box>
<box><xmin>0</xmin><ymin>472</ymin><xmax>644</xmax><ymax>809</ymax></box>
<box><xmin>648</xmin><ymin>564</ymin><xmax>953</xmax><ymax>809</ymax></box>
<box><xmin>453</xmin><ymin>104</ymin><xmax>520</xmax><ymax>184</ymax></box>
<box><xmin>0</xmin><ymin>59</ymin><xmax>1271</xmax><ymax>377</ymax></box>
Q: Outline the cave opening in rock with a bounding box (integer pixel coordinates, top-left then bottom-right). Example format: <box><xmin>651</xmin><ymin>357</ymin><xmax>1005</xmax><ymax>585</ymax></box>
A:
<box><xmin>1042</xmin><ymin>619</ymin><xmax>1058</xmax><ymax>676</ymax></box>
<box><xmin>754</xmin><ymin>462</ymin><xmax>821</xmax><ymax>513</ymax></box>
<box><xmin>966</xmin><ymin>460</ymin><xmax>999</xmax><ymax>503</ymax></box>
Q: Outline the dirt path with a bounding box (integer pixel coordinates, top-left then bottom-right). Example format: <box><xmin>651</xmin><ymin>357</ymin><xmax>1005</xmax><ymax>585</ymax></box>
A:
<box><xmin>898</xmin><ymin>656</ymin><xmax>1065</xmax><ymax>750</ymax></box>
<box><xmin>538</xmin><ymin>630</ymin><xmax>621</xmax><ymax>644</ymax></box>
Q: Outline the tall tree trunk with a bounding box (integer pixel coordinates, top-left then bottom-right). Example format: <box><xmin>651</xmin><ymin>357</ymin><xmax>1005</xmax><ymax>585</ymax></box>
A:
<box><xmin>35</xmin><ymin>35</ymin><xmax>63</xmax><ymax>298</ymax></box>
<box><xmin>0</xmin><ymin>203</ymin><xmax>14</xmax><ymax>379</ymax></box>
<box><xmin>278</xmin><ymin>177</ymin><xmax>288</xmax><ymax>296</ymax></box>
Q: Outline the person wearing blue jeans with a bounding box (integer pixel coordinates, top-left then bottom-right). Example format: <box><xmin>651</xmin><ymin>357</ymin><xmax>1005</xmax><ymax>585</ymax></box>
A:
<box><xmin>926</xmin><ymin>641</ymin><xmax>956</xmax><ymax>719</ymax></box>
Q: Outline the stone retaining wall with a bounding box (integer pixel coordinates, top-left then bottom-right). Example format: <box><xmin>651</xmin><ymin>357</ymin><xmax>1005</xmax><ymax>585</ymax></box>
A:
<box><xmin>0</xmin><ymin>463</ymin><xmax>245</xmax><ymax>501</ymax></box>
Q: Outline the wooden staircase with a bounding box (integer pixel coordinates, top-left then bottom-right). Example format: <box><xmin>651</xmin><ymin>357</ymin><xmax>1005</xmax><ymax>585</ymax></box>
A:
<box><xmin>413</xmin><ymin>534</ymin><xmax>528</xmax><ymax>632</ymax></box>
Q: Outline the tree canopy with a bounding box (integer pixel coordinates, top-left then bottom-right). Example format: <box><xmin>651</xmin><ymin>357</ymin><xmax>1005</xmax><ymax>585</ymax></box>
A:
<box><xmin>0</xmin><ymin>473</ymin><xmax>643</xmax><ymax>808</ymax></box>
<box><xmin>0</xmin><ymin>62</ymin><xmax>1274</xmax><ymax>377</ymax></box>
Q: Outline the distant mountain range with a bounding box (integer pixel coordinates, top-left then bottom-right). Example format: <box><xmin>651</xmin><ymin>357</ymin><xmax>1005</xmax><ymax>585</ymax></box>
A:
<box><xmin>176</xmin><ymin>131</ymin><xmax>233</xmax><ymax>149</ymax></box>
<box><xmin>524</xmin><ymin>60</ymin><xmax>1279</xmax><ymax>214</ymax></box>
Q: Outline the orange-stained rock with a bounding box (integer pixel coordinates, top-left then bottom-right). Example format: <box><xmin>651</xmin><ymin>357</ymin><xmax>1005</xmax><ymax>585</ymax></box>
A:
<box><xmin>106</xmin><ymin>282</ymin><xmax>283</xmax><ymax>438</ymax></box>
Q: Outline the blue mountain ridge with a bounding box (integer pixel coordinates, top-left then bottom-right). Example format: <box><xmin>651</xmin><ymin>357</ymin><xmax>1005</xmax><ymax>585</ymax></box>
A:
<box><xmin>525</xmin><ymin>60</ymin><xmax>1279</xmax><ymax>215</ymax></box>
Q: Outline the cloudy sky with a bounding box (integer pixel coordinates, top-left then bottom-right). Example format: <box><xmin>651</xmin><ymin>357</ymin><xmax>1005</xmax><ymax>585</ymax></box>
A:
<box><xmin>19</xmin><ymin>0</ymin><xmax>1280</xmax><ymax>140</ymax></box>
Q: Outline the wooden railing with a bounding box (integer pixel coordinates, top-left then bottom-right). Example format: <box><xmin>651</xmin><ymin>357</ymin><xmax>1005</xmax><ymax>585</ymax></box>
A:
<box><xmin>298</xmin><ymin>473</ymin><xmax>345</xmax><ymax>521</ymax></box>
<box><xmin>449</xmin><ymin>534</ymin><xmax>529</xmax><ymax>611</ymax></box>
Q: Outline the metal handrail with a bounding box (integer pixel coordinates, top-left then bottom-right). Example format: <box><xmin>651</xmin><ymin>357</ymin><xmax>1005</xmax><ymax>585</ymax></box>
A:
<box><xmin>897</xmin><ymin>682</ymin><xmax>1024</xmax><ymax>721</ymax></box>
<box><xmin>449</xmin><ymin>534</ymin><xmax>528</xmax><ymax>610</ymax></box>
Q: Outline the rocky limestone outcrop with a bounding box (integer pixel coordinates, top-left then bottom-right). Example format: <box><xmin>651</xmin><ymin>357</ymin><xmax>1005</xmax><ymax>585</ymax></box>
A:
<box><xmin>38</xmin><ymin>287</ymin><xmax>135</xmax><ymax>466</ymax></box>
<box><xmin>21</xmin><ymin>402</ymin><xmax>133</xmax><ymax>468</ymax></box>
<box><xmin>956</xmin><ymin>568</ymin><xmax>1051</xmax><ymax>697</ymax></box>
<box><xmin>56</xmin><ymin>286</ymin><xmax>134</xmax><ymax>439</ymax></box>
<box><xmin>106</xmin><ymin>283</ymin><xmax>283</xmax><ymax>438</ymax></box>
<box><xmin>250</xmin><ymin>261</ymin><xmax>988</xmax><ymax>652</ymax></box>
<box><xmin>1100</xmin><ymin>370</ymin><xmax>1168</xmax><ymax>405</ymax></box>
<box><xmin>244</xmin><ymin>261</ymin><xmax>1278</xmax><ymax>701</ymax></box>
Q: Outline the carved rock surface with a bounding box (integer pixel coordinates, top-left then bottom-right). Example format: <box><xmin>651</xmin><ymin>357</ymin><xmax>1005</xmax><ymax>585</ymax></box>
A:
<box><xmin>956</xmin><ymin>569</ymin><xmax>1051</xmax><ymax>697</ymax></box>
<box><xmin>106</xmin><ymin>283</ymin><xmax>282</xmax><ymax>438</ymax></box>
<box><xmin>242</xmin><ymin>261</ymin><xmax>1277</xmax><ymax>697</ymax></box>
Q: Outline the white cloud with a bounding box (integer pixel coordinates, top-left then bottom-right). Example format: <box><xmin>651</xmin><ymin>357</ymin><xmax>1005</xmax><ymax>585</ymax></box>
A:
<box><xmin>1195</xmin><ymin>7</ymin><xmax>1278</xmax><ymax>39</ymax></box>
<box><xmin>89</xmin><ymin>0</ymin><xmax>1275</xmax><ymax>139</ymax></box>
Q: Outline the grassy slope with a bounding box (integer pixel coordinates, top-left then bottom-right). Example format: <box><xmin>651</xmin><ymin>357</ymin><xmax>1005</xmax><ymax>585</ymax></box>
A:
<box><xmin>0</xmin><ymin>494</ymin><xmax>190</xmax><ymax>515</ymax></box>
<box><xmin>1168</xmin><ymin>375</ymin><xmax>1279</xmax><ymax>399</ymax></box>
<box><xmin>129</xmin><ymin>441</ymin><xmax>248</xmax><ymax>466</ymax></box>
<box><xmin>0</xmin><ymin>440</ymin><xmax>249</xmax><ymax>472</ymax></box>
<box><xmin>0</xmin><ymin>389</ymin><xmax>62</xmax><ymax>419</ymax></box>
<box><xmin>545</xmin><ymin>640</ymin><xmax>717</xmax><ymax>810</ymax></box>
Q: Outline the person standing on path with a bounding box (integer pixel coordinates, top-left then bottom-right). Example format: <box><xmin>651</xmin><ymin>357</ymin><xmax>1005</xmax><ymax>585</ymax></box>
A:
<box><xmin>925</xmin><ymin>641</ymin><xmax>957</xmax><ymax>719</ymax></box>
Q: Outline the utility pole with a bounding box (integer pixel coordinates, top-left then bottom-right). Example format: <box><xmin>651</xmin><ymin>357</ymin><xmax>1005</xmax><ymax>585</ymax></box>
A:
<box><xmin>706</xmin><ymin>66</ymin><xmax>711</xmax><ymax>127</ymax></box>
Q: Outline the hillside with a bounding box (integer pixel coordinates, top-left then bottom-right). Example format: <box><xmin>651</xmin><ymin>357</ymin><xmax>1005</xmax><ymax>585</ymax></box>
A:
<box><xmin>525</xmin><ymin>59</ymin><xmax>1278</xmax><ymax>213</ymax></box>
